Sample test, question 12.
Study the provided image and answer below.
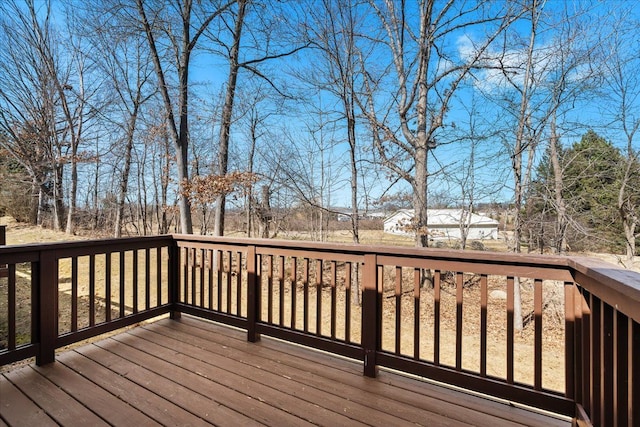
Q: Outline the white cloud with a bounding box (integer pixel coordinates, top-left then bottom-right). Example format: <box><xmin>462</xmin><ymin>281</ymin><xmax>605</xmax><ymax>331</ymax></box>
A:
<box><xmin>458</xmin><ymin>33</ymin><xmax>578</xmax><ymax>92</ymax></box>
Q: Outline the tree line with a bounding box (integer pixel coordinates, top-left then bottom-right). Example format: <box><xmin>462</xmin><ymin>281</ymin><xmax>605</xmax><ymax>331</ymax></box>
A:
<box><xmin>0</xmin><ymin>0</ymin><xmax>638</xmax><ymax>261</ymax></box>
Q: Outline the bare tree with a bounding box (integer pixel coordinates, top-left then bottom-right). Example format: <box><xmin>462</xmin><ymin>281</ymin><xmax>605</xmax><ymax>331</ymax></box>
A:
<box><xmin>305</xmin><ymin>0</ymin><xmax>369</xmax><ymax>245</ymax></box>
<box><xmin>599</xmin><ymin>20</ymin><xmax>640</xmax><ymax>263</ymax></box>
<box><xmin>0</xmin><ymin>0</ymin><xmax>90</xmax><ymax>231</ymax></box>
<box><xmin>136</xmin><ymin>0</ymin><xmax>233</xmax><ymax>234</ymax></box>
<box><xmin>209</xmin><ymin>1</ymin><xmax>309</xmax><ymax>236</ymax></box>
<box><xmin>234</xmin><ymin>85</ymin><xmax>280</xmax><ymax>238</ymax></box>
<box><xmin>82</xmin><ymin>2</ymin><xmax>157</xmax><ymax>237</ymax></box>
<box><xmin>443</xmin><ymin>95</ymin><xmax>507</xmax><ymax>250</ymax></box>
<box><xmin>360</xmin><ymin>0</ymin><xmax>520</xmax><ymax>247</ymax></box>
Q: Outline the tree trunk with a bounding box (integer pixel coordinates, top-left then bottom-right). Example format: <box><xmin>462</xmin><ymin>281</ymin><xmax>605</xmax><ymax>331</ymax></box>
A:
<box><xmin>66</xmin><ymin>156</ymin><xmax>77</xmax><ymax>234</ymax></box>
<box><xmin>115</xmin><ymin>116</ymin><xmax>135</xmax><ymax>237</ymax></box>
<box><xmin>549</xmin><ymin>114</ymin><xmax>568</xmax><ymax>254</ymax></box>
<box><xmin>413</xmin><ymin>146</ymin><xmax>429</xmax><ymax>247</ymax></box>
<box><xmin>29</xmin><ymin>180</ymin><xmax>39</xmax><ymax>225</ymax></box>
<box><xmin>258</xmin><ymin>185</ymin><xmax>271</xmax><ymax>238</ymax></box>
<box><xmin>213</xmin><ymin>0</ymin><xmax>247</xmax><ymax>237</ymax></box>
<box><xmin>136</xmin><ymin>0</ymin><xmax>193</xmax><ymax>234</ymax></box>
<box><xmin>619</xmin><ymin>161</ymin><xmax>638</xmax><ymax>262</ymax></box>
<box><xmin>52</xmin><ymin>165</ymin><xmax>65</xmax><ymax>231</ymax></box>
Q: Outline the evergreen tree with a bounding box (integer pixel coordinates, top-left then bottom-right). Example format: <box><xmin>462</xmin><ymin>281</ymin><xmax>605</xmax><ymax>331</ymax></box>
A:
<box><xmin>525</xmin><ymin>130</ymin><xmax>636</xmax><ymax>253</ymax></box>
<box><xmin>564</xmin><ymin>130</ymin><xmax>624</xmax><ymax>250</ymax></box>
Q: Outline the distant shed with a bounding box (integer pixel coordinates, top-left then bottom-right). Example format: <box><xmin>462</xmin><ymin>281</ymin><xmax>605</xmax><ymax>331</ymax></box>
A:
<box><xmin>383</xmin><ymin>209</ymin><xmax>499</xmax><ymax>240</ymax></box>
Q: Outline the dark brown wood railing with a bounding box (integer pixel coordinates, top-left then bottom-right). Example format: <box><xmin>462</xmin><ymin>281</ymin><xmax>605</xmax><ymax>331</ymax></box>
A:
<box><xmin>0</xmin><ymin>236</ymin><xmax>175</xmax><ymax>366</ymax></box>
<box><xmin>1</xmin><ymin>234</ymin><xmax>639</xmax><ymax>426</ymax></box>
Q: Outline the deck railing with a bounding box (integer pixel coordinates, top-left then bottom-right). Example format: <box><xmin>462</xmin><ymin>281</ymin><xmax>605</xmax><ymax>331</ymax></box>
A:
<box><xmin>1</xmin><ymin>234</ymin><xmax>639</xmax><ymax>426</ymax></box>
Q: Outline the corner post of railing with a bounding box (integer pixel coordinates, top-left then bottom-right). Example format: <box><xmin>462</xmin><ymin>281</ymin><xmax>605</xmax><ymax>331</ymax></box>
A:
<box><xmin>362</xmin><ymin>253</ymin><xmax>379</xmax><ymax>378</ymax></box>
<box><xmin>246</xmin><ymin>245</ymin><xmax>260</xmax><ymax>342</ymax></box>
<box><xmin>168</xmin><ymin>239</ymin><xmax>181</xmax><ymax>320</ymax></box>
<box><xmin>36</xmin><ymin>250</ymin><xmax>58</xmax><ymax>365</ymax></box>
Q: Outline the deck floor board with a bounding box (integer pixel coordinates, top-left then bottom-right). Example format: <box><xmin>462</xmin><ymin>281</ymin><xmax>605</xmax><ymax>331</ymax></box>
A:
<box><xmin>3</xmin><ymin>365</ymin><xmax>108</xmax><ymax>426</ymax></box>
<box><xmin>1</xmin><ymin>316</ymin><xmax>571</xmax><ymax>426</ymax></box>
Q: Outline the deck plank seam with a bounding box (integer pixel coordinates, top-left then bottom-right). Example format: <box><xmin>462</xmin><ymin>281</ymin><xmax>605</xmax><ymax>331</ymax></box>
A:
<box><xmin>58</xmin><ymin>348</ymin><xmax>196</xmax><ymax>426</ymax></box>
<box><xmin>114</xmin><ymin>328</ymin><xmax>376</xmax><ymax>426</ymax></box>
<box><xmin>161</xmin><ymin>318</ymin><xmax>569</xmax><ymax>427</ymax></box>
<box><xmin>149</xmin><ymin>320</ymin><xmax>520</xmax><ymax>427</ymax></box>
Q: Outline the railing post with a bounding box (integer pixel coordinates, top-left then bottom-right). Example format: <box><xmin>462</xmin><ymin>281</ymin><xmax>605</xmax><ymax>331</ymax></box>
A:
<box><xmin>246</xmin><ymin>245</ymin><xmax>260</xmax><ymax>342</ymax></box>
<box><xmin>36</xmin><ymin>251</ymin><xmax>57</xmax><ymax>365</ymax></box>
<box><xmin>362</xmin><ymin>254</ymin><xmax>379</xmax><ymax>378</ymax></box>
<box><xmin>169</xmin><ymin>241</ymin><xmax>181</xmax><ymax>320</ymax></box>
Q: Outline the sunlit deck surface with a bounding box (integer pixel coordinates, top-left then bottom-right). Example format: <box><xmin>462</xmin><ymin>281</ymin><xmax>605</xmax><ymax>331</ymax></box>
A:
<box><xmin>0</xmin><ymin>316</ymin><xmax>568</xmax><ymax>427</ymax></box>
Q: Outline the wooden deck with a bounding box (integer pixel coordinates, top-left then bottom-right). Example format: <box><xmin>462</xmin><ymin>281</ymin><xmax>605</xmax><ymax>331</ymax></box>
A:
<box><xmin>0</xmin><ymin>316</ymin><xmax>569</xmax><ymax>427</ymax></box>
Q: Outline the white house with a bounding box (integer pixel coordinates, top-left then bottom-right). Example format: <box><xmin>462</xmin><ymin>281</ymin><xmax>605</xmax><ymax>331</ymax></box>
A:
<box><xmin>383</xmin><ymin>209</ymin><xmax>499</xmax><ymax>240</ymax></box>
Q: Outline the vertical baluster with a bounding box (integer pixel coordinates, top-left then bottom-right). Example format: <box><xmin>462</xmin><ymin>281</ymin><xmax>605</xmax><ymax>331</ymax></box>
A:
<box><xmin>256</xmin><ymin>254</ymin><xmax>262</xmax><ymax>322</ymax></box>
<box><xmin>189</xmin><ymin>248</ymin><xmax>195</xmax><ymax>306</ymax></box>
<box><xmin>434</xmin><ymin>270</ymin><xmax>441</xmax><ymax>365</ymax></box>
<box><xmin>614</xmin><ymin>311</ymin><xmax>629</xmax><ymax>426</ymax></box>
<box><xmin>602</xmin><ymin>303</ymin><xmax>614</xmax><ymax>426</ymax></box>
<box><xmin>534</xmin><ymin>279</ymin><xmax>543</xmax><ymax>390</ymax></box>
<box><xmin>480</xmin><ymin>274</ymin><xmax>488</xmax><ymax>376</ymax></box>
<box><xmin>199</xmin><ymin>248</ymin><xmax>205</xmax><ymax>308</ymax></box>
<box><xmin>395</xmin><ymin>266</ymin><xmax>402</xmax><ymax>355</ymax></box>
<box><xmin>236</xmin><ymin>252</ymin><xmax>242</xmax><ymax>317</ymax></box>
<box><xmin>303</xmin><ymin>258</ymin><xmax>309</xmax><ymax>333</ymax></box>
<box><xmin>413</xmin><ymin>268</ymin><xmax>420</xmax><ymax>360</ymax></box>
<box><xmin>316</xmin><ymin>259</ymin><xmax>323</xmax><ymax>336</ymax></box>
<box><xmin>506</xmin><ymin>276</ymin><xmax>514</xmax><ymax>384</ymax></box>
<box><xmin>564</xmin><ymin>282</ymin><xmax>576</xmax><ymax>400</ymax></box>
<box><xmin>291</xmin><ymin>257</ymin><xmax>297</xmax><ymax>329</ymax></box>
<box><xmin>71</xmin><ymin>257</ymin><xmax>78</xmax><ymax>331</ymax></box>
<box><xmin>330</xmin><ymin>260</ymin><xmax>336</xmax><ymax>340</ymax></box>
<box><xmin>227</xmin><ymin>251</ymin><xmax>233</xmax><ymax>314</ymax></box>
<box><xmin>133</xmin><ymin>250</ymin><xmax>139</xmax><ymax>313</ymax></box>
<box><xmin>8</xmin><ymin>264</ymin><xmax>16</xmax><ymax>350</ymax></box>
<box><xmin>208</xmin><ymin>250</ymin><xmax>214</xmax><ymax>309</ymax></box>
<box><xmin>156</xmin><ymin>247</ymin><xmax>162</xmax><ymax>307</ymax></box>
<box><xmin>105</xmin><ymin>253</ymin><xmax>112</xmax><ymax>322</ymax></box>
<box><xmin>278</xmin><ymin>255</ymin><xmax>284</xmax><ymax>325</ymax></box>
<box><xmin>30</xmin><ymin>261</ymin><xmax>39</xmax><ymax>352</ymax></box>
<box><xmin>591</xmin><ymin>296</ymin><xmax>602</xmax><ymax>425</ymax></box>
<box><xmin>267</xmin><ymin>255</ymin><xmax>273</xmax><ymax>323</ymax></box>
<box><xmin>119</xmin><ymin>251</ymin><xmax>125</xmax><ymax>317</ymax></box>
<box><xmin>89</xmin><ymin>254</ymin><xmax>95</xmax><ymax>326</ymax></box>
<box><xmin>180</xmin><ymin>248</ymin><xmax>187</xmax><ymax>304</ymax></box>
<box><xmin>216</xmin><ymin>250</ymin><xmax>223</xmax><ymax>311</ymax></box>
<box><xmin>345</xmin><ymin>262</ymin><xmax>351</xmax><ymax>343</ymax></box>
<box><xmin>145</xmin><ymin>248</ymin><xmax>151</xmax><ymax>311</ymax></box>
<box><xmin>456</xmin><ymin>272</ymin><xmax>463</xmax><ymax>371</ymax></box>
<box><xmin>632</xmin><ymin>321</ymin><xmax>639</xmax><ymax>425</ymax></box>
<box><xmin>581</xmin><ymin>289</ymin><xmax>592</xmax><ymax>415</ymax></box>
<box><xmin>574</xmin><ymin>286</ymin><xmax>583</xmax><ymax>405</ymax></box>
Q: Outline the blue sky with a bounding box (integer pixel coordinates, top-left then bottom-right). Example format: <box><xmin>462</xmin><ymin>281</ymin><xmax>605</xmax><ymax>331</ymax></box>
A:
<box><xmin>13</xmin><ymin>0</ymin><xmax>640</xmax><ymax>211</ymax></box>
